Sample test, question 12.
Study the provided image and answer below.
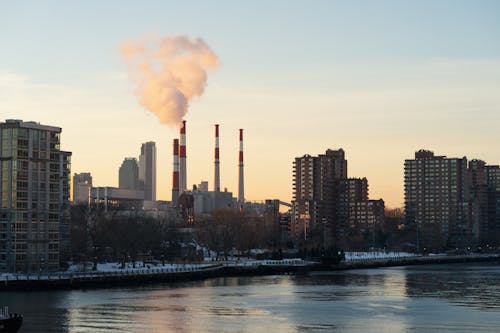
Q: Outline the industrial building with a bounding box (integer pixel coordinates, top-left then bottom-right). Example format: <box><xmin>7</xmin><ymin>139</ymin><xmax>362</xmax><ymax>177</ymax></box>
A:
<box><xmin>90</xmin><ymin>186</ymin><xmax>145</xmax><ymax>210</ymax></box>
<box><xmin>80</xmin><ymin>121</ymin><xmax>249</xmax><ymax>223</ymax></box>
<box><xmin>192</xmin><ymin>181</ymin><xmax>234</xmax><ymax>216</ymax></box>
<box><xmin>171</xmin><ymin>123</ymin><xmax>245</xmax><ymax>221</ymax></box>
<box><xmin>0</xmin><ymin>119</ymin><xmax>72</xmax><ymax>273</ymax></box>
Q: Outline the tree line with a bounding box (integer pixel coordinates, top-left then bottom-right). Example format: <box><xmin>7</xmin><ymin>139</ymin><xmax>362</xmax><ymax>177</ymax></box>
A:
<box><xmin>69</xmin><ymin>205</ymin><xmax>282</xmax><ymax>269</ymax></box>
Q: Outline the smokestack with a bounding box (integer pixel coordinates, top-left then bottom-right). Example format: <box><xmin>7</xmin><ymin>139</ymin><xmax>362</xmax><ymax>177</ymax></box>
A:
<box><xmin>179</xmin><ymin>120</ymin><xmax>187</xmax><ymax>192</ymax></box>
<box><xmin>214</xmin><ymin>124</ymin><xmax>220</xmax><ymax>192</ymax></box>
<box><xmin>172</xmin><ymin>139</ymin><xmax>179</xmax><ymax>204</ymax></box>
<box><xmin>238</xmin><ymin>129</ymin><xmax>244</xmax><ymax>204</ymax></box>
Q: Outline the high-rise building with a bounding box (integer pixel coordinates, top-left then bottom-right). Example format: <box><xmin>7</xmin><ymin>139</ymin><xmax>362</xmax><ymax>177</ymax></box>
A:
<box><xmin>337</xmin><ymin>178</ymin><xmax>369</xmax><ymax>240</ymax></box>
<box><xmin>468</xmin><ymin>160</ymin><xmax>489</xmax><ymax>243</ymax></box>
<box><xmin>404</xmin><ymin>149</ymin><xmax>469</xmax><ymax>250</ymax></box>
<box><xmin>292</xmin><ymin>149</ymin><xmax>347</xmax><ymax>241</ymax></box>
<box><xmin>72</xmin><ymin>172</ymin><xmax>92</xmax><ymax>204</ymax></box>
<box><xmin>0</xmin><ymin>119</ymin><xmax>71</xmax><ymax>273</ymax></box>
<box><xmin>485</xmin><ymin>165</ymin><xmax>500</xmax><ymax>246</ymax></box>
<box><xmin>348</xmin><ymin>199</ymin><xmax>385</xmax><ymax>244</ymax></box>
<box><xmin>292</xmin><ymin>153</ymin><xmax>315</xmax><ymax>240</ymax></box>
<box><xmin>338</xmin><ymin>178</ymin><xmax>368</xmax><ymax>225</ymax></box>
<box><xmin>291</xmin><ymin>149</ymin><xmax>384</xmax><ymax>249</ymax></box>
<box><xmin>139</xmin><ymin>142</ymin><xmax>156</xmax><ymax>201</ymax></box>
<box><xmin>59</xmin><ymin>151</ymin><xmax>72</xmax><ymax>262</ymax></box>
<box><xmin>119</xmin><ymin>158</ymin><xmax>139</xmax><ymax>190</ymax></box>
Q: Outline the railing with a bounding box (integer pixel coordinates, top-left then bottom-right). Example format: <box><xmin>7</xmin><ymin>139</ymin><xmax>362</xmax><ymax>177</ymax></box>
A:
<box><xmin>0</xmin><ymin>306</ymin><xmax>9</xmax><ymax>319</ymax></box>
<box><xmin>2</xmin><ymin>255</ymin><xmax>497</xmax><ymax>284</ymax></box>
<box><xmin>223</xmin><ymin>259</ymin><xmax>307</xmax><ymax>267</ymax></box>
<box><xmin>0</xmin><ymin>263</ymin><xmax>220</xmax><ymax>282</ymax></box>
<box><xmin>344</xmin><ymin>252</ymin><xmax>420</xmax><ymax>262</ymax></box>
<box><xmin>0</xmin><ymin>259</ymin><xmax>311</xmax><ymax>282</ymax></box>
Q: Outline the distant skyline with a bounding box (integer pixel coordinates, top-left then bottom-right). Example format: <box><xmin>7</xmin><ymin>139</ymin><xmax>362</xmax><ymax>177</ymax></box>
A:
<box><xmin>1</xmin><ymin>1</ymin><xmax>499</xmax><ymax>208</ymax></box>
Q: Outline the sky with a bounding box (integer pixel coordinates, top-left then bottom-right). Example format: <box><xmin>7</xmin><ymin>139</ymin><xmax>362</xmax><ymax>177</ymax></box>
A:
<box><xmin>1</xmin><ymin>0</ymin><xmax>499</xmax><ymax>208</ymax></box>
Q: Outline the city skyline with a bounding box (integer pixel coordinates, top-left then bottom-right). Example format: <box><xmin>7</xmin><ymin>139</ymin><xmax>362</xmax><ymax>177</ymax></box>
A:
<box><xmin>1</xmin><ymin>4</ymin><xmax>500</xmax><ymax>329</ymax></box>
<box><xmin>1</xmin><ymin>1</ymin><xmax>500</xmax><ymax>208</ymax></box>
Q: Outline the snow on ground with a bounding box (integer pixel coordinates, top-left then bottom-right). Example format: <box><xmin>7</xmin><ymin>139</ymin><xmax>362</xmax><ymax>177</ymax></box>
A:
<box><xmin>226</xmin><ymin>259</ymin><xmax>307</xmax><ymax>267</ymax></box>
<box><xmin>0</xmin><ymin>258</ymin><xmax>308</xmax><ymax>281</ymax></box>
<box><xmin>0</xmin><ymin>252</ymin><xmax>426</xmax><ymax>281</ymax></box>
<box><xmin>344</xmin><ymin>251</ymin><xmax>419</xmax><ymax>261</ymax></box>
<box><xmin>66</xmin><ymin>261</ymin><xmax>215</xmax><ymax>273</ymax></box>
<box><xmin>0</xmin><ymin>261</ymin><xmax>216</xmax><ymax>281</ymax></box>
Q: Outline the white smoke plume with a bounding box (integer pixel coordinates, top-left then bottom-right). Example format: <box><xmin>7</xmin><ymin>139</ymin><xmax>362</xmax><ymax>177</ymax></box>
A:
<box><xmin>120</xmin><ymin>35</ymin><xmax>219</xmax><ymax>126</ymax></box>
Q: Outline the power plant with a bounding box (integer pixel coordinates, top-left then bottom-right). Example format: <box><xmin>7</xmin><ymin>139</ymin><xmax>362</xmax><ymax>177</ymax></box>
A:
<box><xmin>179</xmin><ymin>120</ymin><xmax>187</xmax><ymax>193</ymax></box>
<box><xmin>171</xmin><ymin>138</ymin><xmax>179</xmax><ymax>205</ymax></box>
<box><xmin>171</xmin><ymin>121</ymin><xmax>245</xmax><ymax>218</ymax></box>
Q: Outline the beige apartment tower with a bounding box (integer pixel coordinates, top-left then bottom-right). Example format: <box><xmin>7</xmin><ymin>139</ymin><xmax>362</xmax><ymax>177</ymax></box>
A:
<box><xmin>0</xmin><ymin>120</ymin><xmax>71</xmax><ymax>273</ymax></box>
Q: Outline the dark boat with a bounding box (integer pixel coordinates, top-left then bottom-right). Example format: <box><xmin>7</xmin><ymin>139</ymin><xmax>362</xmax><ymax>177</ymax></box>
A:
<box><xmin>0</xmin><ymin>307</ymin><xmax>23</xmax><ymax>333</ymax></box>
<box><xmin>309</xmin><ymin>249</ymin><xmax>345</xmax><ymax>270</ymax></box>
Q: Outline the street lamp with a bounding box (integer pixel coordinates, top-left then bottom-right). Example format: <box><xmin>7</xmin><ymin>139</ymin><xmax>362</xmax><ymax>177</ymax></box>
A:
<box><xmin>40</xmin><ymin>256</ymin><xmax>45</xmax><ymax>273</ymax></box>
<box><xmin>322</xmin><ymin>217</ymin><xmax>327</xmax><ymax>251</ymax></box>
<box><xmin>416</xmin><ymin>219</ymin><xmax>420</xmax><ymax>254</ymax></box>
<box><xmin>300</xmin><ymin>213</ymin><xmax>310</xmax><ymax>241</ymax></box>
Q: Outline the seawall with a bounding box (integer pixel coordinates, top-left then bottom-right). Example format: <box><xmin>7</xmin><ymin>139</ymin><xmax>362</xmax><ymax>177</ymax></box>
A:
<box><xmin>1</xmin><ymin>254</ymin><xmax>498</xmax><ymax>291</ymax></box>
<box><xmin>338</xmin><ymin>253</ymin><xmax>500</xmax><ymax>269</ymax></box>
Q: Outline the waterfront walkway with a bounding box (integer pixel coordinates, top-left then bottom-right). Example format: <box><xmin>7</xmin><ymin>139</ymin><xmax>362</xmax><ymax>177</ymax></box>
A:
<box><xmin>1</xmin><ymin>253</ymin><xmax>498</xmax><ymax>290</ymax></box>
<box><xmin>0</xmin><ymin>259</ymin><xmax>307</xmax><ymax>283</ymax></box>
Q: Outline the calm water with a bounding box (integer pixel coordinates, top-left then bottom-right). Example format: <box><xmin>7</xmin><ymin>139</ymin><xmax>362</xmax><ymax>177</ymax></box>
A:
<box><xmin>3</xmin><ymin>262</ymin><xmax>500</xmax><ymax>333</ymax></box>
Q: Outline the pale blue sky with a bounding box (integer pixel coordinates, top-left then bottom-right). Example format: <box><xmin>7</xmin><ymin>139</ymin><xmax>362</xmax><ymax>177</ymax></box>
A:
<box><xmin>1</xmin><ymin>1</ymin><xmax>499</xmax><ymax>207</ymax></box>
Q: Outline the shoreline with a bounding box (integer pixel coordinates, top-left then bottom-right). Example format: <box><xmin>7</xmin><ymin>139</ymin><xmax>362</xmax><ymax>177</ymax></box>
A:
<box><xmin>338</xmin><ymin>253</ymin><xmax>500</xmax><ymax>269</ymax></box>
<box><xmin>1</xmin><ymin>254</ymin><xmax>499</xmax><ymax>291</ymax></box>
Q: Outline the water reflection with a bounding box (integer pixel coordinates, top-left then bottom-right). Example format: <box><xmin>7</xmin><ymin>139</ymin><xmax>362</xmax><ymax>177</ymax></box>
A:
<box><xmin>3</xmin><ymin>262</ymin><xmax>500</xmax><ymax>333</ymax></box>
<box><xmin>404</xmin><ymin>263</ymin><xmax>500</xmax><ymax>310</ymax></box>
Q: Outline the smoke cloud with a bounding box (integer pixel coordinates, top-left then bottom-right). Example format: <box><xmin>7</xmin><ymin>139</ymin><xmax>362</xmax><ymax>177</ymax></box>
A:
<box><xmin>120</xmin><ymin>35</ymin><xmax>218</xmax><ymax>126</ymax></box>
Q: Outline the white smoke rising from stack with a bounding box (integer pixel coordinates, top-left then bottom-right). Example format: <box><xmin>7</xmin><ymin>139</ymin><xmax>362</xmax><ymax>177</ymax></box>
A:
<box><xmin>120</xmin><ymin>35</ymin><xmax>219</xmax><ymax>127</ymax></box>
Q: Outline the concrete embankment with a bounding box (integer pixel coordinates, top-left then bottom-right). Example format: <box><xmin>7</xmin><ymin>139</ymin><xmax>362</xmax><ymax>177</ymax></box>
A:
<box><xmin>0</xmin><ymin>261</ymin><xmax>307</xmax><ymax>291</ymax></box>
<box><xmin>338</xmin><ymin>253</ymin><xmax>500</xmax><ymax>269</ymax></box>
<box><xmin>1</xmin><ymin>255</ymin><xmax>498</xmax><ymax>291</ymax></box>
<box><xmin>0</xmin><ymin>265</ymin><xmax>225</xmax><ymax>291</ymax></box>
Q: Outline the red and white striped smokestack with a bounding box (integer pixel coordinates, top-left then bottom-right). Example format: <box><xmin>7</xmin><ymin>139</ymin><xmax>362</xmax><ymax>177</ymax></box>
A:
<box><xmin>179</xmin><ymin>120</ymin><xmax>187</xmax><ymax>192</ymax></box>
<box><xmin>238</xmin><ymin>129</ymin><xmax>244</xmax><ymax>204</ymax></box>
<box><xmin>172</xmin><ymin>139</ymin><xmax>179</xmax><ymax>204</ymax></box>
<box><xmin>214</xmin><ymin>124</ymin><xmax>220</xmax><ymax>192</ymax></box>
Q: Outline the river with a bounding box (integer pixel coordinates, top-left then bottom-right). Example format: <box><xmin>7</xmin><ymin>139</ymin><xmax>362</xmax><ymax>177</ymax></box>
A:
<box><xmin>3</xmin><ymin>262</ymin><xmax>500</xmax><ymax>332</ymax></box>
